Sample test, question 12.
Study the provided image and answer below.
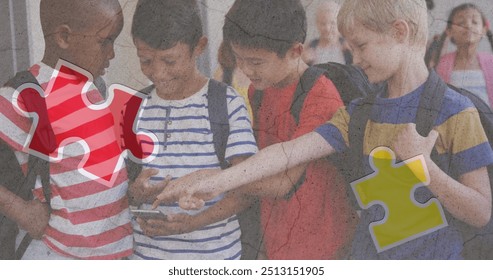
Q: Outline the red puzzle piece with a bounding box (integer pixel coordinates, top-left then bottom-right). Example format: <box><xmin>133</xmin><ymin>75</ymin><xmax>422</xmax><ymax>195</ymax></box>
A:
<box><xmin>13</xmin><ymin>60</ymin><xmax>157</xmax><ymax>186</ymax></box>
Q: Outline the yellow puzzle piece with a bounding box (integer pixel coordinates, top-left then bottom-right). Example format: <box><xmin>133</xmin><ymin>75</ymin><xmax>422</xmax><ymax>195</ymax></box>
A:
<box><xmin>351</xmin><ymin>146</ymin><xmax>448</xmax><ymax>252</ymax></box>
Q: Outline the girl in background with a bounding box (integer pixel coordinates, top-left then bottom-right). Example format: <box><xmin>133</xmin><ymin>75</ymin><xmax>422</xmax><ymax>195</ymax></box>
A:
<box><xmin>434</xmin><ymin>3</ymin><xmax>493</xmax><ymax>107</ymax></box>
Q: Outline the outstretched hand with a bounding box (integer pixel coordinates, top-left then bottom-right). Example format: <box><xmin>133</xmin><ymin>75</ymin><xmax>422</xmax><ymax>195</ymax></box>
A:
<box><xmin>153</xmin><ymin>169</ymin><xmax>222</xmax><ymax>210</ymax></box>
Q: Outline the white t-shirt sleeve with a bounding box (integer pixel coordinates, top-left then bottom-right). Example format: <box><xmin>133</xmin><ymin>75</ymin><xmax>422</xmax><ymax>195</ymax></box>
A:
<box><xmin>224</xmin><ymin>86</ymin><xmax>258</xmax><ymax>160</ymax></box>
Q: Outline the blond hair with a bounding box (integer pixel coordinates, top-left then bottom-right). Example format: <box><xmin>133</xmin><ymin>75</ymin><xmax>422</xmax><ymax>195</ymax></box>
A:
<box><xmin>338</xmin><ymin>0</ymin><xmax>428</xmax><ymax>46</ymax></box>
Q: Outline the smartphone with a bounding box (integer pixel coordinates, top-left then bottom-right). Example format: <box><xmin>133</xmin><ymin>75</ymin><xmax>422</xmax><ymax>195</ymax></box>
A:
<box><xmin>131</xmin><ymin>209</ymin><xmax>167</xmax><ymax>220</ymax></box>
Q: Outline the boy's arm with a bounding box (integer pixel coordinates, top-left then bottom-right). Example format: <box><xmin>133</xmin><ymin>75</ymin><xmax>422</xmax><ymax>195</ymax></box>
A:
<box><xmin>138</xmin><ymin>156</ymin><xmax>255</xmax><ymax>236</ymax></box>
<box><xmin>427</xmin><ymin>161</ymin><xmax>491</xmax><ymax>227</ymax></box>
<box><xmin>237</xmin><ymin>163</ymin><xmax>308</xmax><ymax>198</ymax></box>
<box><xmin>155</xmin><ymin>132</ymin><xmax>335</xmax><ymax>208</ymax></box>
<box><xmin>395</xmin><ymin>123</ymin><xmax>492</xmax><ymax>227</ymax></box>
<box><xmin>139</xmin><ymin>190</ymin><xmax>254</xmax><ymax>236</ymax></box>
<box><xmin>0</xmin><ymin>186</ymin><xmax>49</xmax><ymax>239</ymax></box>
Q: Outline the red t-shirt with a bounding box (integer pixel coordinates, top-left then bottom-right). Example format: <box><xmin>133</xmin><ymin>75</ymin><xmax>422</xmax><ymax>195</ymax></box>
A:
<box><xmin>249</xmin><ymin>73</ymin><xmax>355</xmax><ymax>259</ymax></box>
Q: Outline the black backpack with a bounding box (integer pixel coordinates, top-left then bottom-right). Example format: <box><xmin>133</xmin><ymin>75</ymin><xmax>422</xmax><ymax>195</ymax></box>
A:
<box><xmin>348</xmin><ymin>70</ymin><xmax>493</xmax><ymax>260</ymax></box>
<box><xmin>308</xmin><ymin>39</ymin><xmax>354</xmax><ymax>65</ymax></box>
<box><xmin>126</xmin><ymin>79</ymin><xmax>232</xmax><ymax>181</ymax></box>
<box><xmin>0</xmin><ymin>71</ymin><xmax>52</xmax><ymax>260</ymax></box>
<box><xmin>250</xmin><ymin>63</ymin><xmax>378</xmax><ymax>198</ymax></box>
<box><xmin>251</xmin><ymin>63</ymin><xmax>376</xmax><ymax>128</ymax></box>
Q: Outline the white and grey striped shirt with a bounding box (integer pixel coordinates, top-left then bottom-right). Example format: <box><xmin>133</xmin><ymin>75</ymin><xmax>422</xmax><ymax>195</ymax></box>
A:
<box><xmin>131</xmin><ymin>80</ymin><xmax>257</xmax><ymax>260</ymax></box>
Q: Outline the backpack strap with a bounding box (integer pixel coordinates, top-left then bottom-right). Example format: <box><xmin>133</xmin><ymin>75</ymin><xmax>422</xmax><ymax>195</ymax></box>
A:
<box><xmin>290</xmin><ymin>66</ymin><xmax>326</xmax><ymax>125</ymax></box>
<box><xmin>0</xmin><ymin>138</ymin><xmax>28</xmax><ymax>198</ymax></box>
<box><xmin>2</xmin><ymin>70</ymin><xmax>52</xmax><ymax>259</ymax></box>
<box><xmin>222</xmin><ymin>68</ymin><xmax>234</xmax><ymax>86</ymax></box>
<box><xmin>4</xmin><ymin>71</ymin><xmax>39</xmax><ymax>89</ymax></box>
<box><xmin>252</xmin><ymin>66</ymin><xmax>326</xmax><ymax>126</ymax></box>
<box><xmin>347</xmin><ymin>92</ymin><xmax>378</xmax><ymax>182</ymax></box>
<box><xmin>26</xmin><ymin>156</ymin><xmax>51</xmax><ymax>205</ymax></box>
<box><xmin>415</xmin><ymin>70</ymin><xmax>447</xmax><ymax>137</ymax></box>
<box><xmin>415</xmin><ymin>70</ymin><xmax>448</xmax><ymax>162</ymax></box>
<box><xmin>4</xmin><ymin>70</ymin><xmax>52</xmax><ymax>203</ymax></box>
<box><xmin>140</xmin><ymin>85</ymin><xmax>155</xmax><ymax>95</ymax></box>
<box><xmin>207</xmin><ymin>80</ymin><xmax>231</xmax><ymax>170</ymax></box>
<box><xmin>315</xmin><ymin>62</ymin><xmax>373</xmax><ymax>105</ymax></box>
<box><xmin>14</xmin><ymin>154</ymin><xmax>52</xmax><ymax>260</ymax></box>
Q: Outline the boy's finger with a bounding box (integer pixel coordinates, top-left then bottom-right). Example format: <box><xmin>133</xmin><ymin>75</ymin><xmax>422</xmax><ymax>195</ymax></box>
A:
<box><xmin>151</xmin><ymin>190</ymin><xmax>176</xmax><ymax>209</ymax></box>
<box><xmin>155</xmin><ymin>186</ymin><xmax>182</xmax><ymax>204</ymax></box>
<box><xmin>138</xmin><ymin>168</ymin><xmax>159</xmax><ymax>180</ymax></box>
<box><xmin>155</xmin><ymin>175</ymin><xmax>173</xmax><ymax>190</ymax></box>
<box><xmin>147</xmin><ymin>183</ymin><xmax>166</xmax><ymax>194</ymax></box>
<box><xmin>151</xmin><ymin>198</ymin><xmax>161</xmax><ymax>209</ymax></box>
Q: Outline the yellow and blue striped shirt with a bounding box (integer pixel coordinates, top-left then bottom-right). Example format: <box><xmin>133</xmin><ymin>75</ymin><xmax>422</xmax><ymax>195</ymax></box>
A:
<box><xmin>316</xmin><ymin>83</ymin><xmax>493</xmax><ymax>259</ymax></box>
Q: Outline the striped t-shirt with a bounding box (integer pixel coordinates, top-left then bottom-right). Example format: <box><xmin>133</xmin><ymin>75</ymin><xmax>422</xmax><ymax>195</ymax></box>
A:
<box><xmin>0</xmin><ymin>63</ymin><xmax>133</xmax><ymax>259</ymax></box>
<box><xmin>316</xmin><ymin>83</ymin><xmax>493</xmax><ymax>259</ymax></box>
<box><xmin>131</xmin><ymin>80</ymin><xmax>258</xmax><ymax>260</ymax></box>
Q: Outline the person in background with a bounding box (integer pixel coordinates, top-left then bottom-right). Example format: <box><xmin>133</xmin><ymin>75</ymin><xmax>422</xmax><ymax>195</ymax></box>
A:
<box><xmin>435</xmin><ymin>3</ymin><xmax>493</xmax><ymax>108</ymax></box>
<box><xmin>214</xmin><ymin>41</ymin><xmax>253</xmax><ymax>118</ymax></box>
<box><xmin>302</xmin><ymin>0</ymin><xmax>352</xmax><ymax>65</ymax></box>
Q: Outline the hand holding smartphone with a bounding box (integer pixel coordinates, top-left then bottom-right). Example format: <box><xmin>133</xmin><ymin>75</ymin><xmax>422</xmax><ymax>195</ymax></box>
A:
<box><xmin>131</xmin><ymin>209</ymin><xmax>167</xmax><ymax>220</ymax></box>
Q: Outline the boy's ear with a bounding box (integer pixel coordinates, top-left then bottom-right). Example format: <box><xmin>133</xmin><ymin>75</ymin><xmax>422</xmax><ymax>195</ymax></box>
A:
<box><xmin>288</xmin><ymin>43</ymin><xmax>304</xmax><ymax>59</ymax></box>
<box><xmin>54</xmin><ymin>24</ymin><xmax>72</xmax><ymax>49</ymax></box>
<box><xmin>392</xmin><ymin>20</ymin><xmax>410</xmax><ymax>43</ymax></box>
<box><xmin>192</xmin><ymin>36</ymin><xmax>209</xmax><ymax>58</ymax></box>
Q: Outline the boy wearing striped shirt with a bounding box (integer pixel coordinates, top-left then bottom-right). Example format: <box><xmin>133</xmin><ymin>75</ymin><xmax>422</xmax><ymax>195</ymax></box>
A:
<box><xmin>127</xmin><ymin>0</ymin><xmax>257</xmax><ymax>260</ymax></box>
<box><xmin>0</xmin><ymin>0</ymin><xmax>133</xmax><ymax>259</ymax></box>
